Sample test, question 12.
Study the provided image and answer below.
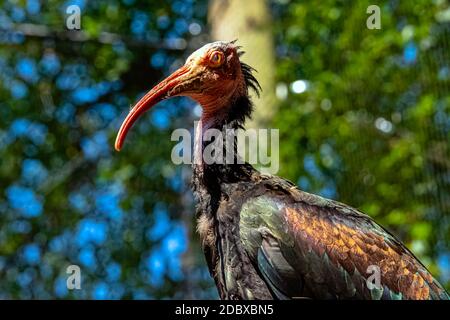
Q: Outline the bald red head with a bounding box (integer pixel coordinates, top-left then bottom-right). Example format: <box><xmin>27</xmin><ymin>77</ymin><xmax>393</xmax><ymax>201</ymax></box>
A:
<box><xmin>115</xmin><ymin>41</ymin><xmax>247</xmax><ymax>151</ymax></box>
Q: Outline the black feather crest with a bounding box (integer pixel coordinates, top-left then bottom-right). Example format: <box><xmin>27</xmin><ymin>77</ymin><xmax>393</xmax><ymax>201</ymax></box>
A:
<box><xmin>233</xmin><ymin>43</ymin><xmax>261</xmax><ymax>97</ymax></box>
<box><xmin>241</xmin><ymin>62</ymin><xmax>261</xmax><ymax>97</ymax></box>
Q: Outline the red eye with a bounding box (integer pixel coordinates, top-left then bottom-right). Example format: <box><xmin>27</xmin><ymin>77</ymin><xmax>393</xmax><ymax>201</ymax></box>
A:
<box><xmin>209</xmin><ymin>51</ymin><xmax>224</xmax><ymax>67</ymax></box>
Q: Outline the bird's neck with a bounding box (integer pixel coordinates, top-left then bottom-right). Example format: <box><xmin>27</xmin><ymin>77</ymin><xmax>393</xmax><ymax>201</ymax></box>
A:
<box><xmin>191</xmin><ymin>93</ymin><xmax>266</xmax><ymax>300</ymax></box>
<box><xmin>192</xmin><ymin>94</ymin><xmax>256</xmax><ymax>215</ymax></box>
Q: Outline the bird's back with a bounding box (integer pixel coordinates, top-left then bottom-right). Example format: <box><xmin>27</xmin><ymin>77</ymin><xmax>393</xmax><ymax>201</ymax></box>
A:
<box><xmin>217</xmin><ymin>172</ymin><xmax>450</xmax><ymax>300</ymax></box>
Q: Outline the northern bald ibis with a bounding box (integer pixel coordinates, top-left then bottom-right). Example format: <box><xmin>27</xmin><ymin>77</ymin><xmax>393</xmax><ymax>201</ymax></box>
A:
<box><xmin>115</xmin><ymin>41</ymin><xmax>449</xmax><ymax>300</ymax></box>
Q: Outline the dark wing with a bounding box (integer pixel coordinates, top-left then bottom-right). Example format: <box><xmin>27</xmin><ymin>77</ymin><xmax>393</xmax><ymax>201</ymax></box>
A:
<box><xmin>239</xmin><ymin>179</ymin><xmax>449</xmax><ymax>300</ymax></box>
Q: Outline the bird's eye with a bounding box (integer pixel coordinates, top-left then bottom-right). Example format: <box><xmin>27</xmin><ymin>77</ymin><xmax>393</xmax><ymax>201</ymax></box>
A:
<box><xmin>208</xmin><ymin>51</ymin><xmax>224</xmax><ymax>67</ymax></box>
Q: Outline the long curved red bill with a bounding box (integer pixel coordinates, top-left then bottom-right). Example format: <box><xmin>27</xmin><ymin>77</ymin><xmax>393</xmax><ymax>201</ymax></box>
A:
<box><xmin>115</xmin><ymin>65</ymin><xmax>190</xmax><ymax>151</ymax></box>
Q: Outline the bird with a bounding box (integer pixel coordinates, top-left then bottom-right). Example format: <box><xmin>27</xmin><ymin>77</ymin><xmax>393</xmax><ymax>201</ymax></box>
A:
<box><xmin>114</xmin><ymin>41</ymin><xmax>449</xmax><ymax>300</ymax></box>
